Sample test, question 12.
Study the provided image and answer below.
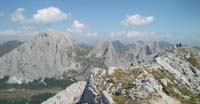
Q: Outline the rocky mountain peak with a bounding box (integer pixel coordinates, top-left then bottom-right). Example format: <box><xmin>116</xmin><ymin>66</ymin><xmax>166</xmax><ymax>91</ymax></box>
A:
<box><xmin>0</xmin><ymin>30</ymin><xmax>76</xmax><ymax>83</ymax></box>
<box><xmin>33</xmin><ymin>29</ymin><xmax>74</xmax><ymax>48</ymax></box>
<box><xmin>89</xmin><ymin>40</ymin><xmax>171</xmax><ymax>66</ymax></box>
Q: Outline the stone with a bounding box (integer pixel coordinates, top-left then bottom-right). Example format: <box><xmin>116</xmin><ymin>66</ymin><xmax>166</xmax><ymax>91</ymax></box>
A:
<box><xmin>42</xmin><ymin>81</ymin><xmax>86</xmax><ymax>104</ymax></box>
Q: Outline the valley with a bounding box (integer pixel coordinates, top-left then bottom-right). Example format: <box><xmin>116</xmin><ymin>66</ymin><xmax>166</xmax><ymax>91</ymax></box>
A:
<box><xmin>0</xmin><ymin>75</ymin><xmax>74</xmax><ymax>104</ymax></box>
<box><xmin>0</xmin><ymin>30</ymin><xmax>199</xmax><ymax>104</ymax></box>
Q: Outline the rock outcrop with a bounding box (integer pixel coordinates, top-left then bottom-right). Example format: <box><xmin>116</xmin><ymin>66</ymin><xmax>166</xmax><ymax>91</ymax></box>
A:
<box><xmin>42</xmin><ymin>81</ymin><xmax>86</xmax><ymax>104</ymax></box>
<box><xmin>0</xmin><ymin>31</ymin><xmax>171</xmax><ymax>83</ymax></box>
<box><xmin>89</xmin><ymin>40</ymin><xmax>171</xmax><ymax>66</ymax></box>
<box><xmin>79</xmin><ymin>47</ymin><xmax>200</xmax><ymax>104</ymax></box>
<box><xmin>0</xmin><ymin>30</ymin><xmax>79</xmax><ymax>83</ymax></box>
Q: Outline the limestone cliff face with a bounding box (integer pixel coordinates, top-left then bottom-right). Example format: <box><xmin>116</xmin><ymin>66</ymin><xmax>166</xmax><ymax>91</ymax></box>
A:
<box><xmin>89</xmin><ymin>40</ymin><xmax>171</xmax><ymax>66</ymax></box>
<box><xmin>0</xmin><ymin>30</ymin><xmax>77</xmax><ymax>82</ymax></box>
<box><xmin>0</xmin><ymin>31</ymin><xmax>171</xmax><ymax>83</ymax></box>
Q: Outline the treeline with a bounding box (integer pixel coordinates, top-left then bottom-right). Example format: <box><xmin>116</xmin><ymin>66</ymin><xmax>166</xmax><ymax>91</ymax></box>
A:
<box><xmin>0</xmin><ymin>76</ymin><xmax>74</xmax><ymax>90</ymax></box>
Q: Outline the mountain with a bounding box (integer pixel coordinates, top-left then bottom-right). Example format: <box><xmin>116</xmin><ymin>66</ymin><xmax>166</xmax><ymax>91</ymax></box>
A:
<box><xmin>0</xmin><ymin>30</ymin><xmax>82</xmax><ymax>83</ymax></box>
<box><xmin>79</xmin><ymin>47</ymin><xmax>200</xmax><ymax>104</ymax></box>
<box><xmin>0</xmin><ymin>40</ymin><xmax>24</xmax><ymax>57</ymax></box>
<box><xmin>43</xmin><ymin>47</ymin><xmax>200</xmax><ymax>104</ymax></box>
<box><xmin>89</xmin><ymin>40</ymin><xmax>172</xmax><ymax>66</ymax></box>
<box><xmin>0</xmin><ymin>30</ymin><xmax>172</xmax><ymax>84</ymax></box>
<box><xmin>1</xmin><ymin>29</ymin><xmax>199</xmax><ymax>103</ymax></box>
<box><xmin>194</xmin><ymin>46</ymin><xmax>200</xmax><ymax>51</ymax></box>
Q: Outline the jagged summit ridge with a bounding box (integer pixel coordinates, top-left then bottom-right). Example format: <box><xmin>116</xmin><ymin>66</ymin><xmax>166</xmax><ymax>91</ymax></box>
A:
<box><xmin>89</xmin><ymin>40</ymin><xmax>171</xmax><ymax>66</ymax></box>
<box><xmin>0</xmin><ymin>30</ymin><xmax>76</xmax><ymax>83</ymax></box>
<box><xmin>0</xmin><ymin>30</ymin><xmax>172</xmax><ymax>83</ymax></box>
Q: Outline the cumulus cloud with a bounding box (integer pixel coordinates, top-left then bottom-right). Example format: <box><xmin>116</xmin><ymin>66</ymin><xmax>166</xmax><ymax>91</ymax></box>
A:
<box><xmin>11</xmin><ymin>7</ymin><xmax>70</xmax><ymax>24</ymax></box>
<box><xmin>11</xmin><ymin>8</ymin><xmax>27</xmax><ymax>23</ymax></box>
<box><xmin>33</xmin><ymin>7</ymin><xmax>70</xmax><ymax>24</ymax></box>
<box><xmin>73</xmin><ymin>20</ymin><xmax>85</xmax><ymax>30</ymax></box>
<box><xmin>122</xmin><ymin>14</ymin><xmax>154</xmax><ymax>26</ymax></box>
<box><xmin>67</xmin><ymin>20</ymin><xmax>85</xmax><ymax>33</ymax></box>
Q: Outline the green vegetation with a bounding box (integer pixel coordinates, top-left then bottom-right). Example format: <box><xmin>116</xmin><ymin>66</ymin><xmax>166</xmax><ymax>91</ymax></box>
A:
<box><xmin>29</xmin><ymin>92</ymin><xmax>55</xmax><ymax>104</ymax></box>
<box><xmin>0</xmin><ymin>92</ymin><xmax>55</xmax><ymax>104</ymax></box>
<box><xmin>0</xmin><ymin>76</ymin><xmax>75</xmax><ymax>104</ymax></box>
<box><xmin>149</xmin><ymin>68</ymin><xmax>175</xmax><ymax>84</ymax></box>
<box><xmin>162</xmin><ymin>80</ymin><xmax>200</xmax><ymax>104</ymax></box>
<box><xmin>166</xmin><ymin>48</ymin><xmax>175</xmax><ymax>53</ymax></box>
<box><xmin>113</xmin><ymin>92</ymin><xmax>158</xmax><ymax>104</ymax></box>
<box><xmin>0</xmin><ymin>76</ymin><xmax>74</xmax><ymax>90</ymax></box>
<box><xmin>0</xmin><ymin>40</ymin><xmax>24</xmax><ymax>57</ymax></box>
<box><xmin>73</xmin><ymin>46</ymin><xmax>91</xmax><ymax>63</ymax></box>
<box><xmin>110</xmin><ymin>68</ymin><xmax>141</xmax><ymax>90</ymax></box>
<box><xmin>185</xmin><ymin>53</ymin><xmax>200</xmax><ymax>69</ymax></box>
<box><xmin>149</xmin><ymin>68</ymin><xmax>200</xmax><ymax>104</ymax></box>
<box><xmin>109</xmin><ymin>68</ymin><xmax>200</xmax><ymax>104</ymax></box>
<box><xmin>176</xmin><ymin>47</ymin><xmax>200</xmax><ymax>69</ymax></box>
<box><xmin>112</xmin><ymin>68</ymin><xmax>141</xmax><ymax>84</ymax></box>
<box><xmin>127</xmin><ymin>93</ymin><xmax>159</xmax><ymax>104</ymax></box>
<box><xmin>112</xmin><ymin>95</ymin><xmax>127</xmax><ymax>104</ymax></box>
<box><xmin>168</xmin><ymin>47</ymin><xmax>200</xmax><ymax>69</ymax></box>
<box><xmin>111</xmin><ymin>68</ymin><xmax>142</xmax><ymax>103</ymax></box>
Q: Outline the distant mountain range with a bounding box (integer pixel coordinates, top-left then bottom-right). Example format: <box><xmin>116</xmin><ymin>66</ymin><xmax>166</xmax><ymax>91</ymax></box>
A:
<box><xmin>0</xmin><ymin>30</ymin><xmax>172</xmax><ymax>83</ymax></box>
<box><xmin>89</xmin><ymin>40</ymin><xmax>171</xmax><ymax>66</ymax></box>
<box><xmin>0</xmin><ymin>30</ymin><xmax>200</xmax><ymax>104</ymax></box>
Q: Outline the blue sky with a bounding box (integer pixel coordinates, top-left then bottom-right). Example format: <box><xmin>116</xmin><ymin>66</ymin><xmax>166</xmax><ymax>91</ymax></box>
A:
<box><xmin>0</xmin><ymin>0</ymin><xmax>200</xmax><ymax>46</ymax></box>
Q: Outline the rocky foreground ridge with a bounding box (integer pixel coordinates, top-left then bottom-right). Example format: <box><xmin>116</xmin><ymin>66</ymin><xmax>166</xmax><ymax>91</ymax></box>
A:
<box><xmin>44</xmin><ymin>47</ymin><xmax>200</xmax><ymax>104</ymax></box>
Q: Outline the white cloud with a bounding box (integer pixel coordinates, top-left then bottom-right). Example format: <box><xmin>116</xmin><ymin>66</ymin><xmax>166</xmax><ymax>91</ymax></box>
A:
<box><xmin>0</xmin><ymin>29</ymin><xmax>38</xmax><ymax>36</ymax></box>
<box><xmin>122</xmin><ymin>14</ymin><xmax>154</xmax><ymax>26</ymax></box>
<box><xmin>67</xmin><ymin>20</ymin><xmax>85</xmax><ymax>33</ymax></box>
<box><xmin>11</xmin><ymin>7</ymin><xmax>70</xmax><ymax>24</ymax></box>
<box><xmin>110</xmin><ymin>30</ymin><xmax>141</xmax><ymax>38</ymax></box>
<box><xmin>73</xmin><ymin>20</ymin><xmax>85</xmax><ymax>30</ymax></box>
<box><xmin>127</xmin><ymin>30</ymin><xmax>141</xmax><ymax>38</ymax></box>
<box><xmin>0</xmin><ymin>29</ymin><xmax>21</xmax><ymax>36</ymax></box>
<box><xmin>110</xmin><ymin>31</ymin><xmax>126</xmax><ymax>37</ymax></box>
<box><xmin>85</xmin><ymin>32</ymin><xmax>98</xmax><ymax>37</ymax></box>
<box><xmin>11</xmin><ymin>8</ymin><xmax>27</xmax><ymax>23</ymax></box>
<box><xmin>33</xmin><ymin>7</ymin><xmax>70</xmax><ymax>24</ymax></box>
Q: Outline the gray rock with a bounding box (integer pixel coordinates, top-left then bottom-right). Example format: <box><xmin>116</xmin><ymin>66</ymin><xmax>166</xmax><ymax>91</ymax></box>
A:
<box><xmin>0</xmin><ymin>30</ymin><xmax>77</xmax><ymax>82</ymax></box>
<box><xmin>89</xmin><ymin>40</ymin><xmax>171</xmax><ymax>66</ymax></box>
<box><xmin>42</xmin><ymin>81</ymin><xmax>86</xmax><ymax>104</ymax></box>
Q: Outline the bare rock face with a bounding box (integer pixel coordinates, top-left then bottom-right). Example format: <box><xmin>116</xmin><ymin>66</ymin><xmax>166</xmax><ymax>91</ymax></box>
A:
<box><xmin>156</xmin><ymin>47</ymin><xmax>200</xmax><ymax>94</ymax></box>
<box><xmin>79</xmin><ymin>47</ymin><xmax>200</xmax><ymax>104</ymax></box>
<box><xmin>42</xmin><ymin>81</ymin><xmax>86</xmax><ymax>104</ymax></box>
<box><xmin>0</xmin><ymin>33</ymin><xmax>171</xmax><ymax>83</ymax></box>
<box><xmin>0</xmin><ymin>30</ymin><xmax>77</xmax><ymax>82</ymax></box>
<box><xmin>89</xmin><ymin>40</ymin><xmax>171</xmax><ymax>66</ymax></box>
